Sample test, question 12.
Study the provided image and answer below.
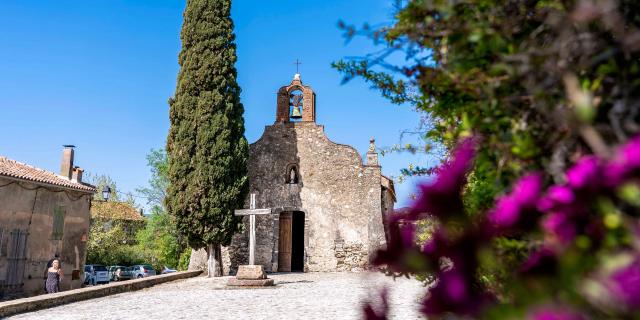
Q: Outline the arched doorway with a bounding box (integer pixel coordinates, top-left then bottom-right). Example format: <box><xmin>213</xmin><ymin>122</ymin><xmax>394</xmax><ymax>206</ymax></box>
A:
<box><xmin>278</xmin><ymin>211</ymin><xmax>304</xmax><ymax>272</ymax></box>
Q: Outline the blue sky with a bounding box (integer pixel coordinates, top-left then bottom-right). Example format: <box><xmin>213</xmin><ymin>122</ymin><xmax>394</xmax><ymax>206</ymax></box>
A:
<box><xmin>0</xmin><ymin>0</ymin><xmax>437</xmax><ymax>210</ymax></box>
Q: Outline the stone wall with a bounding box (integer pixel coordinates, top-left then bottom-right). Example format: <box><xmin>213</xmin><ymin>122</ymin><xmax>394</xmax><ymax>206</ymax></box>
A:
<box><xmin>0</xmin><ymin>177</ymin><xmax>92</xmax><ymax>299</ymax></box>
<box><xmin>0</xmin><ymin>270</ymin><xmax>202</xmax><ymax>318</ymax></box>
<box><xmin>224</xmin><ymin>122</ymin><xmax>388</xmax><ymax>273</ymax></box>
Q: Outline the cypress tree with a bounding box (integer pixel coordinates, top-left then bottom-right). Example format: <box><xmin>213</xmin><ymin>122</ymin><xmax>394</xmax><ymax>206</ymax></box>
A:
<box><xmin>166</xmin><ymin>0</ymin><xmax>248</xmax><ymax>277</ymax></box>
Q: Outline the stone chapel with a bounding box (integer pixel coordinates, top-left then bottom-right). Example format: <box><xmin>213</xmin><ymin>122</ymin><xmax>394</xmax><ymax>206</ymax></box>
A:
<box><xmin>218</xmin><ymin>74</ymin><xmax>396</xmax><ymax>274</ymax></box>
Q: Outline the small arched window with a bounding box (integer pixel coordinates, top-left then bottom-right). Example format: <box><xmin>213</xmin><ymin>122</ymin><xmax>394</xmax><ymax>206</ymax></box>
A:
<box><xmin>285</xmin><ymin>164</ymin><xmax>299</xmax><ymax>184</ymax></box>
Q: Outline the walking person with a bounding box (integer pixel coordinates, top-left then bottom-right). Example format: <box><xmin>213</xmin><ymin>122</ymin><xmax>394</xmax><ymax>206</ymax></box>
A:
<box><xmin>45</xmin><ymin>259</ymin><xmax>63</xmax><ymax>293</ymax></box>
<box><xmin>46</xmin><ymin>253</ymin><xmax>62</xmax><ymax>269</ymax></box>
<box><xmin>43</xmin><ymin>253</ymin><xmax>62</xmax><ymax>292</ymax></box>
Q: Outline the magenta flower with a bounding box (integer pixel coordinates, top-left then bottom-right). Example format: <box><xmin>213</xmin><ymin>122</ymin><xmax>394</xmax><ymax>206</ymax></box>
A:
<box><xmin>541</xmin><ymin>211</ymin><xmax>577</xmax><ymax>244</ymax></box>
<box><xmin>489</xmin><ymin>196</ymin><xmax>520</xmax><ymax>228</ymax></box>
<box><xmin>621</xmin><ymin>136</ymin><xmax>640</xmax><ymax>169</ymax></box>
<box><xmin>488</xmin><ymin>174</ymin><xmax>542</xmax><ymax>231</ymax></box>
<box><xmin>372</xmin><ymin>213</ymin><xmax>425</xmax><ymax>273</ymax></box>
<box><xmin>410</xmin><ymin>138</ymin><xmax>475</xmax><ymax>220</ymax></box>
<box><xmin>512</xmin><ymin>173</ymin><xmax>544</xmax><ymax>206</ymax></box>
<box><xmin>607</xmin><ymin>257</ymin><xmax>640</xmax><ymax>311</ymax></box>
<box><xmin>528</xmin><ymin>306</ymin><xmax>587</xmax><ymax>320</ymax></box>
<box><xmin>421</xmin><ymin>229</ymin><xmax>448</xmax><ymax>257</ymax></box>
<box><xmin>566</xmin><ymin>156</ymin><xmax>601</xmax><ymax>191</ymax></box>
<box><xmin>538</xmin><ymin>186</ymin><xmax>575</xmax><ymax>212</ymax></box>
<box><xmin>421</xmin><ymin>268</ymin><xmax>493</xmax><ymax>317</ymax></box>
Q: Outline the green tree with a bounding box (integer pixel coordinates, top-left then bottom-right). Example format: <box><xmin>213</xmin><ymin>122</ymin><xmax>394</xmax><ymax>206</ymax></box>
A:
<box><xmin>137</xmin><ymin>149</ymin><xmax>169</xmax><ymax>209</ymax></box>
<box><xmin>136</xmin><ymin>212</ymin><xmax>183</xmax><ymax>271</ymax></box>
<box><xmin>334</xmin><ymin>0</ymin><xmax>640</xmax><ymax>306</ymax></box>
<box><xmin>85</xmin><ymin>173</ymin><xmax>143</xmax><ymax>266</ymax></box>
<box><xmin>334</xmin><ymin>0</ymin><xmax>640</xmax><ymax>212</ymax></box>
<box><xmin>136</xmin><ymin>149</ymin><xmax>189</xmax><ymax>271</ymax></box>
<box><xmin>86</xmin><ymin>217</ymin><xmax>145</xmax><ymax>266</ymax></box>
<box><xmin>166</xmin><ymin>0</ymin><xmax>249</xmax><ymax>277</ymax></box>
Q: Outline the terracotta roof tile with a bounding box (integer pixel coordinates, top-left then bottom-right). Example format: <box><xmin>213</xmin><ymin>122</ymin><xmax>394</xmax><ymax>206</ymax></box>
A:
<box><xmin>0</xmin><ymin>156</ymin><xmax>96</xmax><ymax>193</ymax></box>
<box><xmin>91</xmin><ymin>201</ymin><xmax>145</xmax><ymax>221</ymax></box>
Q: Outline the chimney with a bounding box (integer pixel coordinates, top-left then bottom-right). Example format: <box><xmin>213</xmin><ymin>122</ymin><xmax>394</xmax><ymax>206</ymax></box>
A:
<box><xmin>60</xmin><ymin>145</ymin><xmax>75</xmax><ymax>179</ymax></box>
<box><xmin>72</xmin><ymin>167</ymin><xmax>84</xmax><ymax>183</ymax></box>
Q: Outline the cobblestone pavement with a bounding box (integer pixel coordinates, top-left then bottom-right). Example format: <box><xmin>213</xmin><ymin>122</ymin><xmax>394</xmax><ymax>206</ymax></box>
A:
<box><xmin>9</xmin><ymin>272</ymin><xmax>425</xmax><ymax>320</ymax></box>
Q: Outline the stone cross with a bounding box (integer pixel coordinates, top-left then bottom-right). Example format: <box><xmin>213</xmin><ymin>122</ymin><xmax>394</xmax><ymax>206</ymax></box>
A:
<box><xmin>234</xmin><ymin>193</ymin><xmax>271</xmax><ymax>265</ymax></box>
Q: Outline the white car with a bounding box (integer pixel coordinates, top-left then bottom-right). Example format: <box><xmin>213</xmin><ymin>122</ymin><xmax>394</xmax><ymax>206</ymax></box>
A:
<box><xmin>84</xmin><ymin>265</ymin><xmax>110</xmax><ymax>285</ymax></box>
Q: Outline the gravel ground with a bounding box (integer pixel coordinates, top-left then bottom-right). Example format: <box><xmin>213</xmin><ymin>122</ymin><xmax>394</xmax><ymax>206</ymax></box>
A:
<box><xmin>8</xmin><ymin>272</ymin><xmax>425</xmax><ymax>320</ymax></box>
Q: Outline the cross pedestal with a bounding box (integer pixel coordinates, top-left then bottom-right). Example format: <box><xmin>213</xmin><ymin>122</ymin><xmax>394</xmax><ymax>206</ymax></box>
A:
<box><xmin>227</xmin><ymin>193</ymin><xmax>275</xmax><ymax>287</ymax></box>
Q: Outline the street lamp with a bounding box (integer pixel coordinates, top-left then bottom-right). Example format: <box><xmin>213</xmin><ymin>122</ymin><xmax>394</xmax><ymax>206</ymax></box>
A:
<box><xmin>102</xmin><ymin>186</ymin><xmax>111</xmax><ymax>202</ymax></box>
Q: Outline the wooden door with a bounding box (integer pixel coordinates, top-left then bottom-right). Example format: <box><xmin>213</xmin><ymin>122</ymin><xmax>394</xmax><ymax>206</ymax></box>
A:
<box><xmin>278</xmin><ymin>212</ymin><xmax>292</xmax><ymax>272</ymax></box>
<box><xmin>5</xmin><ymin>229</ymin><xmax>28</xmax><ymax>295</ymax></box>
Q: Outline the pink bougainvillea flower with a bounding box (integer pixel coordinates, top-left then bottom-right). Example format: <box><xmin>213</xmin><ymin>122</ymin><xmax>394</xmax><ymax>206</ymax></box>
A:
<box><xmin>421</xmin><ymin>229</ymin><xmax>448</xmax><ymax>257</ymax></box>
<box><xmin>512</xmin><ymin>173</ymin><xmax>544</xmax><ymax>206</ymax></box>
<box><xmin>602</xmin><ymin>135</ymin><xmax>640</xmax><ymax>187</ymax></box>
<box><xmin>607</xmin><ymin>257</ymin><xmax>640</xmax><ymax>311</ymax></box>
<box><xmin>372</xmin><ymin>213</ymin><xmax>420</xmax><ymax>272</ymax></box>
<box><xmin>520</xmin><ymin>246</ymin><xmax>557</xmax><ymax>275</ymax></box>
<box><xmin>421</xmin><ymin>268</ymin><xmax>493</xmax><ymax>317</ymax></box>
<box><xmin>489</xmin><ymin>196</ymin><xmax>520</xmax><ymax>228</ymax></box>
<box><xmin>603</xmin><ymin>161</ymin><xmax>628</xmax><ymax>188</ymax></box>
<box><xmin>542</xmin><ymin>211</ymin><xmax>577</xmax><ymax>244</ymax></box>
<box><xmin>538</xmin><ymin>186</ymin><xmax>575</xmax><ymax>212</ymax></box>
<box><xmin>488</xmin><ymin>174</ymin><xmax>542</xmax><ymax>231</ymax></box>
<box><xmin>566</xmin><ymin>156</ymin><xmax>601</xmax><ymax>191</ymax></box>
<box><xmin>621</xmin><ymin>135</ymin><xmax>640</xmax><ymax>169</ymax></box>
<box><xmin>528</xmin><ymin>306</ymin><xmax>587</xmax><ymax>320</ymax></box>
<box><xmin>410</xmin><ymin>138</ymin><xmax>476</xmax><ymax>220</ymax></box>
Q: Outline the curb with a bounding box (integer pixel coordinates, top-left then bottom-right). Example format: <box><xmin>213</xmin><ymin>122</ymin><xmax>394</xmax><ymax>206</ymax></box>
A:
<box><xmin>0</xmin><ymin>270</ymin><xmax>202</xmax><ymax>318</ymax></box>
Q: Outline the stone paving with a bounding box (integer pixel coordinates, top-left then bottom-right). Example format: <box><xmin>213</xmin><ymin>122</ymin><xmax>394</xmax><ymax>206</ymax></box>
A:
<box><xmin>8</xmin><ymin>272</ymin><xmax>425</xmax><ymax>320</ymax></box>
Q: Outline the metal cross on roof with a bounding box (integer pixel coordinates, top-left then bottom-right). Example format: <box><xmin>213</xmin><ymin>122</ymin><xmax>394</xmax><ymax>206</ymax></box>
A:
<box><xmin>293</xmin><ymin>59</ymin><xmax>302</xmax><ymax>74</ymax></box>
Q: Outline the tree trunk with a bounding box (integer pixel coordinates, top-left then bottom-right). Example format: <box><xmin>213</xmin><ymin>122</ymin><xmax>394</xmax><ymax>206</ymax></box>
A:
<box><xmin>206</xmin><ymin>243</ymin><xmax>223</xmax><ymax>277</ymax></box>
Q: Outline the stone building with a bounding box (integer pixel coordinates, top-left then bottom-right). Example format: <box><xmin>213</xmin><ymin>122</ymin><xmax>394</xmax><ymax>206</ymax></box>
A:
<box><xmin>0</xmin><ymin>146</ymin><xmax>95</xmax><ymax>298</ymax></box>
<box><xmin>221</xmin><ymin>75</ymin><xmax>396</xmax><ymax>273</ymax></box>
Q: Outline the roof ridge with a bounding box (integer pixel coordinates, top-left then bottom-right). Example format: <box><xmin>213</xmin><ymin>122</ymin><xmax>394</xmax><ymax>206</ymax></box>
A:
<box><xmin>0</xmin><ymin>156</ymin><xmax>60</xmax><ymax>175</ymax></box>
<box><xmin>0</xmin><ymin>155</ymin><xmax>95</xmax><ymax>193</ymax></box>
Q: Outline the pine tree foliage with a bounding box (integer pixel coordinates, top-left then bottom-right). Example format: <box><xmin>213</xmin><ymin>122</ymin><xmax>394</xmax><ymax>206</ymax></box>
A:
<box><xmin>166</xmin><ymin>0</ymin><xmax>249</xmax><ymax>251</ymax></box>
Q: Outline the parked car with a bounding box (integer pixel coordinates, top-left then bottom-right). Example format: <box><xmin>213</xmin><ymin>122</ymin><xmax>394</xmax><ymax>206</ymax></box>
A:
<box><xmin>161</xmin><ymin>266</ymin><xmax>177</xmax><ymax>274</ymax></box>
<box><xmin>84</xmin><ymin>264</ymin><xmax>110</xmax><ymax>285</ymax></box>
<box><xmin>131</xmin><ymin>264</ymin><xmax>156</xmax><ymax>278</ymax></box>
<box><xmin>108</xmin><ymin>265</ymin><xmax>132</xmax><ymax>281</ymax></box>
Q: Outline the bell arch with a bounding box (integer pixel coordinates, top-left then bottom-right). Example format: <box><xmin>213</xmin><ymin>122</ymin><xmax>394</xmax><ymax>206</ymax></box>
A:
<box><xmin>276</xmin><ymin>75</ymin><xmax>316</xmax><ymax>123</ymax></box>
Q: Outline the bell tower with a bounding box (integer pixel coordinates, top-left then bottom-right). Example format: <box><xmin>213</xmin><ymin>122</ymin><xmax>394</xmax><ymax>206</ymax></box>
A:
<box><xmin>276</xmin><ymin>74</ymin><xmax>316</xmax><ymax>123</ymax></box>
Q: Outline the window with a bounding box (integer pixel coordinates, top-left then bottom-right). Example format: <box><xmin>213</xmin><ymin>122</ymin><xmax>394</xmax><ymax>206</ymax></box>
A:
<box><xmin>52</xmin><ymin>206</ymin><xmax>65</xmax><ymax>240</ymax></box>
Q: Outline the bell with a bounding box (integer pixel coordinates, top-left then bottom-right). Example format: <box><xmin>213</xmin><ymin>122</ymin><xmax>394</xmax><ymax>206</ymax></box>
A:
<box><xmin>291</xmin><ymin>106</ymin><xmax>302</xmax><ymax>119</ymax></box>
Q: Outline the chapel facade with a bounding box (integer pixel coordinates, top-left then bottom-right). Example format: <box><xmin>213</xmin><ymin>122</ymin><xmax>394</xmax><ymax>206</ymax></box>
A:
<box><xmin>221</xmin><ymin>75</ymin><xmax>395</xmax><ymax>273</ymax></box>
